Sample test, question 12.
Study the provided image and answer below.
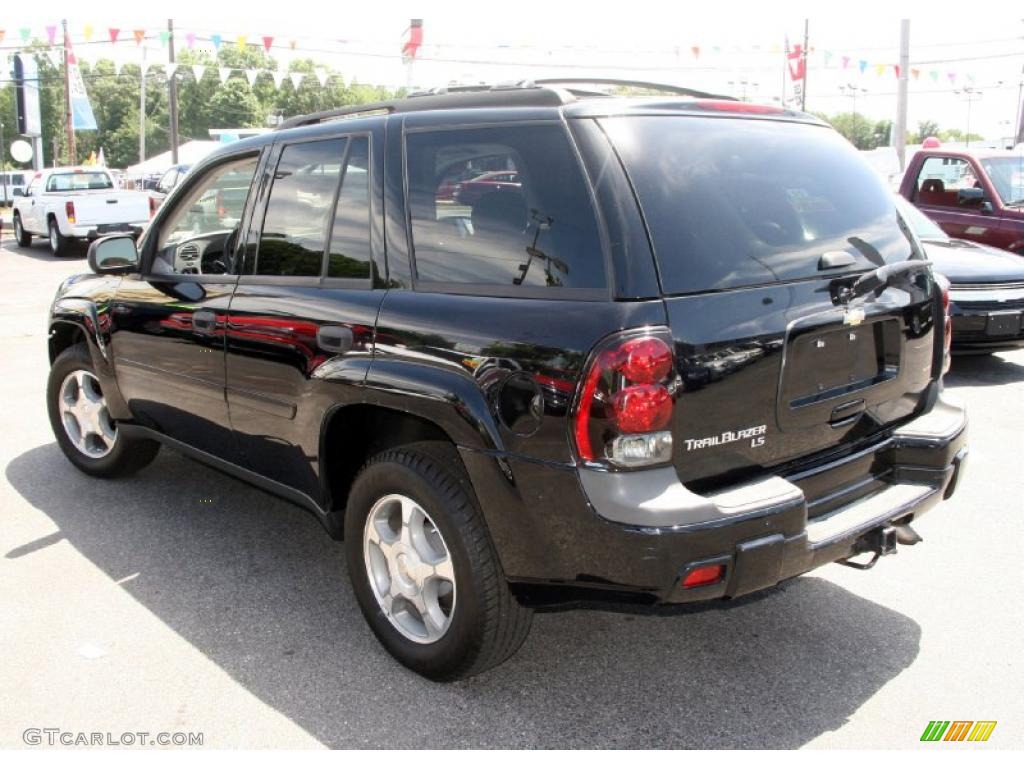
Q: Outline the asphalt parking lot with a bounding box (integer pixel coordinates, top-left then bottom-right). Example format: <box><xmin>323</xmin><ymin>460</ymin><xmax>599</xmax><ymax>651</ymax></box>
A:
<box><xmin>1</xmin><ymin>230</ymin><xmax>1022</xmax><ymax>749</ymax></box>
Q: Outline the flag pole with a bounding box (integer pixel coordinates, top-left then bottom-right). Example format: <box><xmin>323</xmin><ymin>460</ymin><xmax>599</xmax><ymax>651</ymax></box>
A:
<box><xmin>62</xmin><ymin>18</ymin><xmax>76</xmax><ymax>165</ymax></box>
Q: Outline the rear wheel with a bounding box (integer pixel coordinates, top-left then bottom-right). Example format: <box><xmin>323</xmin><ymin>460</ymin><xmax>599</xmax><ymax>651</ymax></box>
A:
<box><xmin>345</xmin><ymin>442</ymin><xmax>532</xmax><ymax>680</ymax></box>
<box><xmin>47</xmin><ymin>342</ymin><xmax>160</xmax><ymax>477</ymax></box>
<box><xmin>48</xmin><ymin>219</ymin><xmax>73</xmax><ymax>257</ymax></box>
<box><xmin>13</xmin><ymin>213</ymin><xmax>31</xmax><ymax>247</ymax></box>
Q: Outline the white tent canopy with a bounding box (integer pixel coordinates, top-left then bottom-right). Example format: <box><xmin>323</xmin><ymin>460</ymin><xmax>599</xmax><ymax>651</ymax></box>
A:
<box><xmin>125</xmin><ymin>141</ymin><xmax>221</xmax><ymax>175</ymax></box>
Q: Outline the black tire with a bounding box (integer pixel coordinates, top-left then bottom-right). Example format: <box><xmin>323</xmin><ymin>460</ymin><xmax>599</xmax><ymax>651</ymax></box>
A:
<box><xmin>47</xmin><ymin>342</ymin><xmax>160</xmax><ymax>478</ymax></box>
<box><xmin>14</xmin><ymin>213</ymin><xmax>31</xmax><ymax>247</ymax></box>
<box><xmin>48</xmin><ymin>218</ymin><xmax>73</xmax><ymax>257</ymax></box>
<box><xmin>345</xmin><ymin>441</ymin><xmax>532</xmax><ymax>681</ymax></box>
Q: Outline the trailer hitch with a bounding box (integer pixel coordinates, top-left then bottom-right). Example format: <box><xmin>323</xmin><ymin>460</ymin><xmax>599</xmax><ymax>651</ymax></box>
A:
<box><xmin>839</xmin><ymin>525</ymin><xmax>900</xmax><ymax>570</ymax></box>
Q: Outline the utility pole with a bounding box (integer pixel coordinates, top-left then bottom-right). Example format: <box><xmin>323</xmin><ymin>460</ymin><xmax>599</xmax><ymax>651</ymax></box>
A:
<box><xmin>139</xmin><ymin>45</ymin><xmax>147</xmax><ymax>164</ymax></box>
<box><xmin>895</xmin><ymin>19</ymin><xmax>910</xmax><ymax>169</ymax></box>
<box><xmin>0</xmin><ymin>120</ymin><xmax>7</xmax><ymax>203</ymax></box>
<box><xmin>62</xmin><ymin>19</ymin><xmax>76</xmax><ymax>165</ymax></box>
<box><xmin>168</xmin><ymin>19</ymin><xmax>179</xmax><ymax>164</ymax></box>
<box><xmin>800</xmin><ymin>19</ymin><xmax>809</xmax><ymax>112</ymax></box>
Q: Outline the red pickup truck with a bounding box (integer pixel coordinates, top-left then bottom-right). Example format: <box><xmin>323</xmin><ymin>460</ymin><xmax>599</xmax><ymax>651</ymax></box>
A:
<box><xmin>899</xmin><ymin>148</ymin><xmax>1024</xmax><ymax>255</ymax></box>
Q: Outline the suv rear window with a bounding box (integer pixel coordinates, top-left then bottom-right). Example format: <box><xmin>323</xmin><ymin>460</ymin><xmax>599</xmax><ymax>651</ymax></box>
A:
<box><xmin>602</xmin><ymin>116</ymin><xmax>917</xmax><ymax>294</ymax></box>
<box><xmin>406</xmin><ymin>125</ymin><xmax>606</xmax><ymax>292</ymax></box>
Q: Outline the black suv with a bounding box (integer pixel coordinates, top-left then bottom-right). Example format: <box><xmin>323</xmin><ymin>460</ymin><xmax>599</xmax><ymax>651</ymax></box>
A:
<box><xmin>46</xmin><ymin>81</ymin><xmax>968</xmax><ymax>680</ymax></box>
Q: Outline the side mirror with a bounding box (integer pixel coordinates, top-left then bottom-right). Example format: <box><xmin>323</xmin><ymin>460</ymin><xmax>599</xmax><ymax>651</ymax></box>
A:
<box><xmin>87</xmin><ymin>235</ymin><xmax>140</xmax><ymax>274</ymax></box>
<box><xmin>981</xmin><ymin>201</ymin><xmax>994</xmax><ymax>215</ymax></box>
<box><xmin>957</xmin><ymin>187</ymin><xmax>986</xmax><ymax>207</ymax></box>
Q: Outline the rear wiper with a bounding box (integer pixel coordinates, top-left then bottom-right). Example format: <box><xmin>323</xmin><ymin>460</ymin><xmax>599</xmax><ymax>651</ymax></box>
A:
<box><xmin>841</xmin><ymin>260</ymin><xmax>931</xmax><ymax>302</ymax></box>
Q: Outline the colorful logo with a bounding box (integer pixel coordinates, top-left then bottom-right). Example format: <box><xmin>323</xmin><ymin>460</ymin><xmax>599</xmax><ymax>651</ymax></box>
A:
<box><xmin>920</xmin><ymin>721</ymin><xmax>997</xmax><ymax>742</ymax></box>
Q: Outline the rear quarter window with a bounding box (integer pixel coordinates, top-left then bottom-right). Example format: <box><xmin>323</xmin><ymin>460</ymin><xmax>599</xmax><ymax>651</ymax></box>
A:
<box><xmin>601</xmin><ymin>116</ymin><xmax>917</xmax><ymax>294</ymax></box>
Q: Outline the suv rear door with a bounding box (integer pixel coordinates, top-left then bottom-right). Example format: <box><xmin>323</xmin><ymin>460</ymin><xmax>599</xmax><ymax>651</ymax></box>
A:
<box><xmin>224</xmin><ymin>124</ymin><xmax>385</xmax><ymax>501</ymax></box>
<box><xmin>598</xmin><ymin>114</ymin><xmax>939</xmax><ymax>489</ymax></box>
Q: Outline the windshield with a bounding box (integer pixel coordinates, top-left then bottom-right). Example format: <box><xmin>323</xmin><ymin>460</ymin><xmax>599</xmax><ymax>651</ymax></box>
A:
<box><xmin>980</xmin><ymin>156</ymin><xmax>1024</xmax><ymax>205</ymax></box>
<box><xmin>894</xmin><ymin>196</ymin><xmax>948</xmax><ymax>241</ymax></box>
<box><xmin>602</xmin><ymin>116</ymin><xmax>918</xmax><ymax>294</ymax></box>
<box><xmin>46</xmin><ymin>172</ymin><xmax>114</xmax><ymax>192</ymax></box>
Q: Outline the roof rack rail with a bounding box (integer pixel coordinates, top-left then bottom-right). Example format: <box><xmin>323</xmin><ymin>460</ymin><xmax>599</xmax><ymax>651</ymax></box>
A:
<box><xmin>276</xmin><ymin>78</ymin><xmax>735</xmax><ymax>130</ymax></box>
<box><xmin>531</xmin><ymin>78</ymin><xmax>737</xmax><ymax>100</ymax></box>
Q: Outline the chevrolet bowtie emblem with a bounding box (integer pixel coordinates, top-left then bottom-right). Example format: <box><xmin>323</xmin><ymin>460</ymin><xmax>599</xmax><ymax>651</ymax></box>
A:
<box><xmin>844</xmin><ymin>307</ymin><xmax>866</xmax><ymax>326</ymax></box>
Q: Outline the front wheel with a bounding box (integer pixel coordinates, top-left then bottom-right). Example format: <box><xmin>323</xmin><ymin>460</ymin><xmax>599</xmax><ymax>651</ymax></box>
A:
<box><xmin>47</xmin><ymin>342</ymin><xmax>160</xmax><ymax>477</ymax></box>
<box><xmin>13</xmin><ymin>213</ymin><xmax>32</xmax><ymax>247</ymax></box>
<box><xmin>48</xmin><ymin>219</ymin><xmax>73</xmax><ymax>257</ymax></box>
<box><xmin>345</xmin><ymin>442</ymin><xmax>532</xmax><ymax>681</ymax></box>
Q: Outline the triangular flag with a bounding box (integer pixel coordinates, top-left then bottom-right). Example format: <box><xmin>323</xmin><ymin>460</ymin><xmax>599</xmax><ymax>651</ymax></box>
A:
<box><xmin>289</xmin><ymin>72</ymin><xmax>304</xmax><ymax>89</ymax></box>
<box><xmin>262</xmin><ymin>36</ymin><xmax>274</xmax><ymax>53</ymax></box>
<box><xmin>192</xmin><ymin>64</ymin><xmax>206</xmax><ymax>82</ymax></box>
<box><xmin>114</xmin><ymin>60</ymin><xmax>123</xmax><ymax>76</ymax></box>
<box><xmin>690</xmin><ymin>46</ymin><xmax>700</xmax><ymax>59</ymax></box>
<box><xmin>45</xmin><ymin>25</ymin><xmax>57</xmax><ymax>45</ymax></box>
<box><xmin>159</xmin><ymin>30</ymin><xmax>170</xmax><ymax>47</ymax></box>
<box><xmin>948</xmin><ymin>72</ymin><xmax>956</xmax><ymax>84</ymax></box>
<box><xmin>166</xmin><ymin>62</ymin><xmax>178</xmax><ymax>78</ymax></box>
<box><xmin>966</xmin><ymin>73</ymin><xmax>975</xmax><ymax>83</ymax></box>
<box><xmin>894</xmin><ymin>65</ymin><xmax>901</xmax><ymax>78</ymax></box>
<box><xmin>858</xmin><ymin>60</ymin><xmax>867</xmax><ymax>74</ymax></box>
<box><xmin>236</xmin><ymin>35</ymin><xmax>247</xmax><ymax>51</ymax></box>
<box><xmin>211</xmin><ymin>34</ymin><xmax>222</xmax><ymax>50</ymax></box>
<box><xmin>911</xmin><ymin>68</ymin><xmax>920</xmax><ymax>80</ymax></box>
<box><xmin>272</xmin><ymin>71</ymin><xmax>286</xmax><ymax>89</ymax></box>
<box><xmin>133</xmin><ymin>29</ymin><xmax>145</xmax><ymax>46</ymax></box>
<box><xmin>19</xmin><ymin>27</ymin><xmax>31</xmax><ymax>44</ymax></box>
<box><xmin>289</xmin><ymin>39</ymin><xmax>297</xmax><ymax>50</ymax></box>
<box><xmin>186</xmin><ymin>32</ymin><xmax>196</xmax><ymax>49</ymax></box>
<box><xmin>824</xmin><ymin>51</ymin><xmax>833</xmax><ymax>66</ymax></box>
<box><xmin>244</xmin><ymin>69</ymin><xmax>259</xmax><ymax>87</ymax></box>
<box><xmin>109</xmin><ymin>28</ymin><xmax>120</xmax><ymax>44</ymax></box>
<box><xmin>47</xmin><ymin>50</ymin><xmax>62</xmax><ymax>68</ymax></box>
<box><xmin>929</xmin><ymin>70</ymin><xmax>939</xmax><ymax>82</ymax></box>
<box><xmin>315</xmin><ymin>68</ymin><xmax>328</xmax><ymax>87</ymax></box>
<box><xmin>874</xmin><ymin>63</ymin><xmax>885</xmax><ymax>76</ymax></box>
<box><xmin>218</xmin><ymin>67</ymin><xmax>232</xmax><ymax>84</ymax></box>
<box><xmin>83</xmin><ymin>24</ymin><xmax>93</xmax><ymax>41</ymax></box>
<box><xmin>841</xmin><ymin>55</ymin><xmax>850</xmax><ymax>69</ymax></box>
<box><xmin>0</xmin><ymin>30</ymin><xmax>5</xmax><ymax>45</ymax></box>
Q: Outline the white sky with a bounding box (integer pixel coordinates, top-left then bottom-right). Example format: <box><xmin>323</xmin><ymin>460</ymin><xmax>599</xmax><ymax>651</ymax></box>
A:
<box><xmin>8</xmin><ymin>0</ymin><xmax>1024</xmax><ymax>143</ymax></box>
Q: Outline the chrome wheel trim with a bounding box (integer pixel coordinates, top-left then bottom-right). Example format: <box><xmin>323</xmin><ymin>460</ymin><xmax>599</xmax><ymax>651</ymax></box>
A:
<box><xmin>363</xmin><ymin>493</ymin><xmax>456</xmax><ymax>644</ymax></box>
<box><xmin>58</xmin><ymin>370</ymin><xmax>117</xmax><ymax>459</ymax></box>
<box><xmin>14</xmin><ymin>216</ymin><xmax>23</xmax><ymax>241</ymax></box>
<box><xmin>49</xmin><ymin>223</ymin><xmax>58</xmax><ymax>253</ymax></box>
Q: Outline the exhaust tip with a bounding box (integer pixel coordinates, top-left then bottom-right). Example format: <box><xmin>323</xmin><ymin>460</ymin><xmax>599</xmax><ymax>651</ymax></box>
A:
<box><xmin>894</xmin><ymin>523</ymin><xmax>923</xmax><ymax>546</ymax></box>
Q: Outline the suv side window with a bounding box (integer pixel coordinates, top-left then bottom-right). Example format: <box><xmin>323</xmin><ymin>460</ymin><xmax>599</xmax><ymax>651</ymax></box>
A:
<box><xmin>915</xmin><ymin>156</ymin><xmax>977</xmax><ymax>208</ymax></box>
<box><xmin>405</xmin><ymin>124</ymin><xmax>606</xmax><ymax>292</ymax></box>
<box><xmin>327</xmin><ymin>136</ymin><xmax>372</xmax><ymax>279</ymax></box>
<box><xmin>153</xmin><ymin>154</ymin><xmax>259</xmax><ymax>275</ymax></box>
<box><xmin>256</xmin><ymin>138</ymin><xmax>346</xmax><ymax>277</ymax></box>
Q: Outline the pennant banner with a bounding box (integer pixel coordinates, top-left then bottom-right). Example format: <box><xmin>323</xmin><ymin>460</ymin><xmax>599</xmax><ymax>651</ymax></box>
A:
<box><xmin>133</xmin><ymin>29</ymin><xmax>145</xmax><ymax>46</ymax></box>
<box><xmin>186</xmin><ymin>32</ymin><xmax>196</xmax><ymax>49</ymax></box>
<box><xmin>244</xmin><ymin>69</ymin><xmax>259</xmax><ymax>87</ymax></box>
<box><xmin>192</xmin><ymin>64</ymin><xmax>206</xmax><ymax>82</ymax></box>
<box><xmin>289</xmin><ymin>71</ymin><xmax>304</xmax><ymax>89</ymax></box>
<box><xmin>211</xmin><ymin>34</ymin><xmax>222</xmax><ymax>50</ymax></box>
<box><xmin>272</xmin><ymin>71</ymin><xmax>286</xmax><ymax>89</ymax></box>
<box><xmin>218</xmin><ymin>67</ymin><xmax>232</xmax><ymax>84</ymax></box>
<box><xmin>315</xmin><ymin>68</ymin><xmax>328</xmax><ymax>87</ymax></box>
<box><xmin>262</xmin><ymin>35</ymin><xmax>274</xmax><ymax>52</ymax></box>
<box><xmin>109</xmin><ymin>28</ymin><xmax>120</xmax><ymax>44</ymax></box>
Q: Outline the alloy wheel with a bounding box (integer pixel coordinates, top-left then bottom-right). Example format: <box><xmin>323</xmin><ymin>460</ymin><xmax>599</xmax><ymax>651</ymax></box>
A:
<box><xmin>58</xmin><ymin>370</ymin><xmax>117</xmax><ymax>458</ymax></box>
<box><xmin>363</xmin><ymin>493</ymin><xmax>456</xmax><ymax>644</ymax></box>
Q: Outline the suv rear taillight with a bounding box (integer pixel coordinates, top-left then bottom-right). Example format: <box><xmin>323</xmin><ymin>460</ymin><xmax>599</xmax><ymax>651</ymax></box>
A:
<box><xmin>935</xmin><ymin>273</ymin><xmax>952</xmax><ymax>374</ymax></box>
<box><xmin>572</xmin><ymin>330</ymin><xmax>677</xmax><ymax>468</ymax></box>
<box><xmin>65</xmin><ymin>201</ymin><xmax>76</xmax><ymax>224</ymax></box>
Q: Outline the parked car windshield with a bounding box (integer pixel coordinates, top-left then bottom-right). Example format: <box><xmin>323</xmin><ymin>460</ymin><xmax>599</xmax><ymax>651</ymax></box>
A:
<box><xmin>601</xmin><ymin>116</ymin><xmax>918</xmax><ymax>294</ymax></box>
<box><xmin>979</xmin><ymin>156</ymin><xmax>1024</xmax><ymax>206</ymax></box>
<box><xmin>46</xmin><ymin>171</ymin><xmax>114</xmax><ymax>192</ymax></box>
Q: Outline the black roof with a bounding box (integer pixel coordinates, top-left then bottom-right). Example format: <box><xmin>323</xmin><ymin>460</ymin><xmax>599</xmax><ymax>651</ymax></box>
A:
<box><xmin>276</xmin><ymin>79</ymin><xmax>738</xmax><ymax>130</ymax></box>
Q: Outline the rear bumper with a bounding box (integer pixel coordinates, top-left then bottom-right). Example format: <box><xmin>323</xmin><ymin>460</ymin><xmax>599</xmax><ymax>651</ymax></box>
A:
<box><xmin>467</xmin><ymin>395</ymin><xmax>967</xmax><ymax>605</ymax></box>
<box><xmin>68</xmin><ymin>223</ymin><xmax>147</xmax><ymax>239</ymax></box>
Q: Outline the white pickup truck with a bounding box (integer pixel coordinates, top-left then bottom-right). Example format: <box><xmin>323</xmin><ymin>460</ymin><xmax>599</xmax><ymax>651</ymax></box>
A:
<box><xmin>12</xmin><ymin>167</ymin><xmax>152</xmax><ymax>256</ymax></box>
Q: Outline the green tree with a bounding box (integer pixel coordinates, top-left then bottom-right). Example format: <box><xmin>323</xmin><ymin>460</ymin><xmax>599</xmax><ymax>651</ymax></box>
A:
<box><xmin>912</xmin><ymin>119</ymin><xmax>941</xmax><ymax>144</ymax></box>
<box><xmin>814</xmin><ymin>111</ymin><xmax>893</xmax><ymax>150</ymax></box>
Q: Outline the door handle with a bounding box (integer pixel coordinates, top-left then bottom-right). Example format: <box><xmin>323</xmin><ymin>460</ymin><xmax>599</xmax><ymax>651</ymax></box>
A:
<box><xmin>193</xmin><ymin>309</ymin><xmax>218</xmax><ymax>332</ymax></box>
<box><xmin>317</xmin><ymin>325</ymin><xmax>354</xmax><ymax>354</ymax></box>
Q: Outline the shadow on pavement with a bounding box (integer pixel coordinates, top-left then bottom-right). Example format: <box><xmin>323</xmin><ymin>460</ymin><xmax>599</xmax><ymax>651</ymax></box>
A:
<box><xmin>6</xmin><ymin>442</ymin><xmax>921</xmax><ymax>748</ymax></box>
<box><xmin>0</xmin><ymin>238</ymin><xmax>88</xmax><ymax>262</ymax></box>
<box><xmin>946</xmin><ymin>352</ymin><xmax>1024</xmax><ymax>387</ymax></box>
